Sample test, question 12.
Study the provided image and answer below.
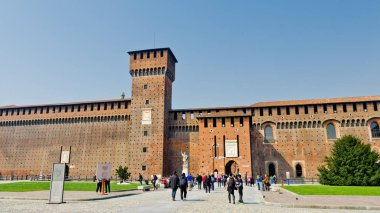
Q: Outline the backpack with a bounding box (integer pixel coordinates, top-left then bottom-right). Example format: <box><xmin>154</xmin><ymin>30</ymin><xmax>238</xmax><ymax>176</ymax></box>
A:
<box><xmin>228</xmin><ymin>178</ymin><xmax>236</xmax><ymax>190</ymax></box>
<box><xmin>179</xmin><ymin>177</ymin><xmax>186</xmax><ymax>186</ymax></box>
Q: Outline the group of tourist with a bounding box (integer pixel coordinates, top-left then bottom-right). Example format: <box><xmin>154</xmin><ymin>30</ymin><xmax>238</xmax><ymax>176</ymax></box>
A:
<box><xmin>95</xmin><ymin>178</ymin><xmax>111</xmax><ymax>194</ymax></box>
<box><xmin>255</xmin><ymin>174</ymin><xmax>277</xmax><ymax>191</ymax></box>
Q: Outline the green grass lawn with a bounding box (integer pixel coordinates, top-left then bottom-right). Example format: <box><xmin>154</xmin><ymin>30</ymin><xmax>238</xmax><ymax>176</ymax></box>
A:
<box><xmin>282</xmin><ymin>185</ymin><xmax>380</xmax><ymax>196</ymax></box>
<box><xmin>0</xmin><ymin>181</ymin><xmax>147</xmax><ymax>192</ymax></box>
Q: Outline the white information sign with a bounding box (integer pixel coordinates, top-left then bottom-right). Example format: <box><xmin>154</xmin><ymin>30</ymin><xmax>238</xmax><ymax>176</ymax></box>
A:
<box><xmin>141</xmin><ymin>109</ymin><xmax>152</xmax><ymax>125</ymax></box>
<box><xmin>96</xmin><ymin>163</ymin><xmax>112</xmax><ymax>179</ymax></box>
<box><xmin>60</xmin><ymin>151</ymin><xmax>70</xmax><ymax>164</ymax></box>
<box><xmin>225</xmin><ymin>140</ymin><xmax>238</xmax><ymax>157</ymax></box>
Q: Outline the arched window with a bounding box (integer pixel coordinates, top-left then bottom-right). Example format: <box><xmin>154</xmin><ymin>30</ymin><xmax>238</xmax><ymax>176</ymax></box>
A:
<box><xmin>371</xmin><ymin>122</ymin><xmax>380</xmax><ymax>138</ymax></box>
<box><xmin>264</xmin><ymin>126</ymin><xmax>274</xmax><ymax>143</ymax></box>
<box><xmin>327</xmin><ymin>123</ymin><xmax>337</xmax><ymax>139</ymax></box>
<box><xmin>296</xmin><ymin>164</ymin><xmax>302</xmax><ymax>177</ymax></box>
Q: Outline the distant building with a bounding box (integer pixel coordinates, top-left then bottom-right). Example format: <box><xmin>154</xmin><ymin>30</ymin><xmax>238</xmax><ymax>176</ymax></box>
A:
<box><xmin>0</xmin><ymin>48</ymin><xmax>379</xmax><ymax>180</ymax></box>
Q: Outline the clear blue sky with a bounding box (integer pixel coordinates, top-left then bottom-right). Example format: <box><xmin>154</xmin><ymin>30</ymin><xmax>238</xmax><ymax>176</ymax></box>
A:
<box><xmin>1</xmin><ymin>1</ymin><xmax>379</xmax><ymax>109</ymax></box>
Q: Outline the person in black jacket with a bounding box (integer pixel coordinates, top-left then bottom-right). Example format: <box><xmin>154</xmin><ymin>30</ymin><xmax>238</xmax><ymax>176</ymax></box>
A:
<box><xmin>196</xmin><ymin>174</ymin><xmax>202</xmax><ymax>190</ymax></box>
<box><xmin>105</xmin><ymin>178</ymin><xmax>111</xmax><ymax>193</ymax></box>
<box><xmin>170</xmin><ymin>171</ymin><xmax>180</xmax><ymax>201</ymax></box>
<box><xmin>205</xmin><ymin>175</ymin><xmax>211</xmax><ymax>193</ymax></box>
<box><xmin>227</xmin><ymin>174</ymin><xmax>236</xmax><ymax>204</ymax></box>
<box><xmin>179</xmin><ymin>173</ymin><xmax>188</xmax><ymax>200</ymax></box>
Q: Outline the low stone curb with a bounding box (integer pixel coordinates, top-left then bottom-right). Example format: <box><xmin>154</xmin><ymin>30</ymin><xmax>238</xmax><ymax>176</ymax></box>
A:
<box><xmin>263</xmin><ymin>201</ymin><xmax>380</xmax><ymax>211</ymax></box>
<box><xmin>0</xmin><ymin>189</ymin><xmax>140</xmax><ymax>202</ymax></box>
<box><xmin>262</xmin><ymin>187</ymin><xmax>380</xmax><ymax>211</ymax></box>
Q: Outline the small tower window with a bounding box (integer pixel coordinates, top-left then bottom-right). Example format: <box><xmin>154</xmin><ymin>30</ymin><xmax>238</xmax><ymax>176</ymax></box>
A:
<box><xmin>143</xmin><ymin>147</ymin><xmax>148</xmax><ymax>152</ymax></box>
<box><xmin>333</xmin><ymin>104</ymin><xmax>337</xmax><ymax>113</ymax></box>
<box><xmin>140</xmin><ymin>52</ymin><xmax>143</xmax><ymax>59</ymax></box>
<box><xmin>353</xmin><ymin>103</ymin><xmax>357</xmax><ymax>112</ymax></box>
<box><xmin>296</xmin><ymin>164</ymin><xmax>302</xmax><ymax>177</ymax></box>
<box><xmin>374</xmin><ymin>102</ymin><xmax>378</xmax><ymax>111</ymax></box>
<box><xmin>295</xmin><ymin>106</ymin><xmax>299</xmax><ymax>115</ymax></box>
<box><xmin>304</xmin><ymin>106</ymin><xmax>308</xmax><ymax>114</ymax></box>
<box><xmin>286</xmin><ymin>106</ymin><xmax>290</xmax><ymax>115</ymax></box>
<box><xmin>142</xmin><ymin>165</ymin><xmax>147</xmax><ymax>171</ymax></box>
<box><xmin>277</xmin><ymin>107</ymin><xmax>281</xmax><ymax>115</ymax></box>
<box><xmin>160</xmin><ymin>50</ymin><xmax>164</xmax><ymax>57</ymax></box>
<box><xmin>133</xmin><ymin>53</ymin><xmax>137</xmax><ymax>60</ymax></box>
<box><xmin>154</xmin><ymin>51</ymin><xmax>157</xmax><ymax>58</ymax></box>
<box><xmin>363</xmin><ymin>102</ymin><xmax>367</xmax><ymax>112</ymax></box>
<box><xmin>144</xmin><ymin>84</ymin><xmax>148</xmax><ymax>90</ymax></box>
<box><xmin>147</xmin><ymin>52</ymin><xmax>150</xmax><ymax>58</ymax></box>
<box><xmin>145</xmin><ymin>100</ymin><xmax>149</xmax><ymax>105</ymax></box>
<box><xmin>230</xmin><ymin>117</ymin><xmax>234</xmax><ymax>127</ymax></box>
<box><xmin>144</xmin><ymin>131</ymin><xmax>148</xmax><ymax>136</ymax></box>
<box><xmin>264</xmin><ymin>126</ymin><xmax>274</xmax><ymax>143</ymax></box>
<box><xmin>314</xmin><ymin>105</ymin><xmax>318</xmax><ymax>114</ymax></box>
<box><xmin>343</xmin><ymin>103</ymin><xmax>347</xmax><ymax>112</ymax></box>
<box><xmin>222</xmin><ymin>117</ymin><xmax>225</xmax><ymax>127</ymax></box>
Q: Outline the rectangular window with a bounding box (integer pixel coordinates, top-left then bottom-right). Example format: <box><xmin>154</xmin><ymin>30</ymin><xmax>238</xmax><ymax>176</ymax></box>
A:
<box><xmin>182</xmin><ymin>113</ymin><xmax>186</xmax><ymax>120</ymax></box>
<box><xmin>147</xmin><ymin>52</ymin><xmax>150</xmax><ymax>58</ymax></box>
<box><xmin>104</xmin><ymin>103</ymin><xmax>107</xmax><ymax>110</ymax></box>
<box><xmin>145</xmin><ymin>100</ymin><xmax>149</xmax><ymax>105</ymax></box>
<box><xmin>133</xmin><ymin>53</ymin><xmax>137</xmax><ymax>60</ymax></box>
<box><xmin>46</xmin><ymin>107</ymin><xmax>49</xmax><ymax>114</ymax></box>
<box><xmin>174</xmin><ymin>113</ymin><xmax>177</xmax><ymax>120</ymax></box>
<box><xmin>190</xmin><ymin>112</ymin><xmax>194</xmax><ymax>119</ymax></box>
<box><xmin>140</xmin><ymin>52</ymin><xmax>143</xmax><ymax>59</ymax></box>
<box><xmin>143</xmin><ymin>147</ymin><xmax>148</xmax><ymax>152</ymax></box>
<box><xmin>277</xmin><ymin>107</ymin><xmax>281</xmax><ymax>115</ymax></box>
<box><xmin>34</xmin><ymin>107</ymin><xmax>37</xmax><ymax>114</ymax></box>
<box><xmin>323</xmin><ymin>105</ymin><xmax>327</xmax><ymax>113</ymax></box>
<box><xmin>144</xmin><ymin>131</ymin><xmax>148</xmax><ymax>136</ymax></box>
<box><xmin>314</xmin><ymin>105</ymin><xmax>318</xmax><ymax>113</ymax></box>
<box><xmin>17</xmin><ymin>109</ymin><xmax>20</xmax><ymax>115</ymax></box>
<box><xmin>353</xmin><ymin>103</ymin><xmax>357</xmax><ymax>112</ymax></box>
<box><xmin>144</xmin><ymin>84</ymin><xmax>148</xmax><ymax>90</ymax></box>
<box><xmin>65</xmin><ymin>106</ymin><xmax>68</xmax><ymax>113</ymax></box>
<box><xmin>230</xmin><ymin>117</ymin><xmax>234</xmax><ymax>127</ymax></box>
<box><xmin>84</xmin><ymin>104</ymin><xmax>87</xmax><ymax>111</ymax></box>
<box><xmin>52</xmin><ymin>106</ymin><xmax>55</xmax><ymax>113</ymax></box>
<box><xmin>91</xmin><ymin>104</ymin><xmax>94</xmax><ymax>111</ymax></box>
<box><xmin>295</xmin><ymin>106</ymin><xmax>299</xmax><ymax>115</ymax></box>
<box><xmin>374</xmin><ymin>102</ymin><xmax>378</xmax><ymax>111</ymax></box>
<box><xmin>286</xmin><ymin>106</ymin><xmax>290</xmax><ymax>115</ymax></box>
<box><xmin>77</xmin><ymin>105</ymin><xmax>81</xmax><ymax>112</ymax></box>
<box><xmin>239</xmin><ymin>117</ymin><xmax>244</xmax><ymax>127</ymax></box>
<box><xmin>117</xmin><ymin>102</ymin><xmax>121</xmax><ymax>109</ymax></box>
<box><xmin>11</xmin><ymin>109</ymin><xmax>14</xmax><ymax>116</ymax></box>
<box><xmin>5</xmin><ymin>110</ymin><xmax>8</xmax><ymax>116</ymax></box>
<box><xmin>213</xmin><ymin>118</ymin><xmax>217</xmax><ymax>127</ymax></box>
<box><xmin>333</xmin><ymin>104</ymin><xmax>337</xmax><ymax>113</ymax></box>
<box><xmin>204</xmin><ymin>118</ymin><xmax>208</xmax><ymax>128</ymax></box>
<box><xmin>142</xmin><ymin>165</ymin><xmax>146</xmax><ymax>171</ymax></box>
<box><xmin>111</xmin><ymin>103</ymin><xmax>114</xmax><ymax>110</ymax></box>
<box><xmin>58</xmin><ymin>106</ymin><xmax>62</xmax><ymax>113</ymax></box>
<box><xmin>268</xmin><ymin>108</ymin><xmax>272</xmax><ymax>116</ymax></box>
<box><xmin>160</xmin><ymin>49</ymin><xmax>164</xmax><ymax>57</ymax></box>
<box><xmin>222</xmin><ymin>117</ymin><xmax>225</xmax><ymax>127</ymax></box>
<box><xmin>154</xmin><ymin>51</ymin><xmax>157</xmax><ymax>58</ymax></box>
<box><xmin>363</xmin><ymin>102</ymin><xmax>367</xmax><ymax>112</ymax></box>
<box><xmin>343</xmin><ymin>103</ymin><xmax>347</xmax><ymax>112</ymax></box>
<box><xmin>259</xmin><ymin>108</ymin><xmax>263</xmax><ymax>116</ymax></box>
<box><xmin>304</xmin><ymin>106</ymin><xmax>309</xmax><ymax>114</ymax></box>
<box><xmin>71</xmin><ymin>105</ymin><xmax>75</xmax><ymax>112</ymax></box>
<box><xmin>23</xmin><ymin>108</ymin><xmax>25</xmax><ymax>115</ymax></box>
<box><xmin>124</xmin><ymin>101</ymin><xmax>128</xmax><ymax>109</ymax></box>
<box><xmin>40</xmin><ymin>107</ymin><xmax>43</xmax><ymax>114</ymax></box>
<box><xmin>28</xmin><ymin>108</ymin><xmax>31</xmax><ymax>115</ymax></box>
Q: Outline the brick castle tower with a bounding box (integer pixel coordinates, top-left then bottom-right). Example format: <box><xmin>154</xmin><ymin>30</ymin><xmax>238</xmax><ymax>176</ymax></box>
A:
<box><xmin>127</xmin><ymin>48</ymin><xmax>177</xmax><ymax>178</ymax></box>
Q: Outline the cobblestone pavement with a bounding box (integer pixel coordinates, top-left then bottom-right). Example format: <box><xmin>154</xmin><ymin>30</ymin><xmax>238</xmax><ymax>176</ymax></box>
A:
<box><xmin>0</xmin><ymin>185</ymin><xmax>379</xmax><ymax>213</ymax></box>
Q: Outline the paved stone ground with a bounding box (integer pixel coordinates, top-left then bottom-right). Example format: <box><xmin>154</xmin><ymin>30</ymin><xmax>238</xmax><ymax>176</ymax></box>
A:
<box><xmin>1</xmin><ymin>185</ymin><xmax>379</xmax><ymax>213</ymax></box>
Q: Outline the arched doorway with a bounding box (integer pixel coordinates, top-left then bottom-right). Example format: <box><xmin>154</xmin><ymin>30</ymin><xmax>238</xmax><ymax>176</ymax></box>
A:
<box><xmin>225</xmin><ymin>160</ymin><xmax>238</xmax><ymax>175</ymax></box>
<box><xmin>268</xmin><ymin>163</ymin><xmax>276</xmax><ymax>176</ymax></box>
<box><xmin>296</xmin><ymin>164</ymin><xmax>302</xmax><ymax>177</ymax></box>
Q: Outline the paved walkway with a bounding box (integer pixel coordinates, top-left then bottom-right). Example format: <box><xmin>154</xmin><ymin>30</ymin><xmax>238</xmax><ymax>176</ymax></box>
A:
<box><xmin>1</xmin><ymin>185</ymin><xmax>379</xmax><ymax>212</ymax></box>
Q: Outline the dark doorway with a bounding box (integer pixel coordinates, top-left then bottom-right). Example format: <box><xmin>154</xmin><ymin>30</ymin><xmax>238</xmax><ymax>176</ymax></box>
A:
<box><xmin>65</xmin><ymin>165</ymin><xmax>69</xmax><ymax>179</ymax></box>
<box><xmin>296</xmin><ymin>164</ymin><xmax>302</xmax><ymax>177</ymax></box>
<box><xmin>225</xmin><ymin>160</ymin><xmax>238</xmax><ymax>175</ymax></box>
<box><xmin>268</xmin><ymin>163</ymin><xmax>276</xmax><ymax>176</ymax></box>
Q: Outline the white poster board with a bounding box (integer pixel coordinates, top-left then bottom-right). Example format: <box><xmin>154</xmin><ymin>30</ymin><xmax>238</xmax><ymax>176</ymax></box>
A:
<box><xmin>286</xmin><ymin>171</ymin><xmax>290</xmax><ymax>179</ymax></box>
<box><xmin>60</xmin><ymin>151</ymin><xmax>70</xmax><ymax>164</ymax></box>
<box><xmin>96</xmin><ymin>163</ymin><xmax>112</xmax><ymax>179</ymax></box>
<box><xmin>225</xmin><ymin>140</ymin><xmax>238</xmax><ymax>157</ymax></box>
<box><xmin>49</xmin><ymin>163</ymin><xmax>66</xmax><ymax>204</ymax></box>
<box><xmin>141</xmin><ymin>109</ymin><xmax>152</xmax><ymax>125</ymax></box>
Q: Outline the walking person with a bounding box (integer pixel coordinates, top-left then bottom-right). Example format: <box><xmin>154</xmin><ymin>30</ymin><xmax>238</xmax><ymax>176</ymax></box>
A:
<box><xmin>226</xmin><ymin>174</ymin><xmax>236</xmax><ymax>204</ymax></box>
<box><xmin>202</xmin><ymin>174</ymin><xmax>207</xmax><ymax>190</ymax></box>
<box><xmin>196</xmin><ymin>174</ymin><xmax>202</xmax><ymax>190</ymax></box>
<box><xmin>96</xmin><ymin>177</ymin><xmax>102</xmax><ymax>193</ymax></box>
<box><xmin>179</xmin><ymin>173</ymin><xmax>188</xmax><ymax>200</ymax></box>
<box><xmin>245</xmin><ymin>172</ymin><xmax>248</xmax><ymax>186</ymax></box>
<box><xmin>237</xmin><ymin>174</ymin><xmax>243</xmax><ymax>203</ymax></box>
<box><xmin>153</xmin><ymin>174</ymin><xmax>158</xmax><ymax>191</ymax></box>
<box><xmin>211</xmin><ymin>174</ymin><xmax>215</xmax><ymax>191</ymax></box>
<box><xmin>138</xmin><ymin>173</ymin><xmax>143</xmax><ymax>185</ymax></box>
<box><xmin>170</xmin><ymin>171</ymin><xmax>180</xmax><ymax>201</ymax></box>
<box><xmin>105</xmin><ymin>178</ymin><xmax>111</xmax><ymax>193</ymax></box>
<box><xmin>205</xmin><ymin>175</ymin><xmax>211</xmax><ymax>193</ymax></box>
<box><xmin>187</xmin><ymin>173</ymin><xmax>193</xmax><ymax>191</ymax></box>
<box><xmin>256</xmin><ymin>175</ymin><xmax>261</xmax><ymax>190</ymax></box>
<box><xmin>217</xmin><ymin>174</ymin><xmax>222</xmax><ymax>187</ymax></box>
